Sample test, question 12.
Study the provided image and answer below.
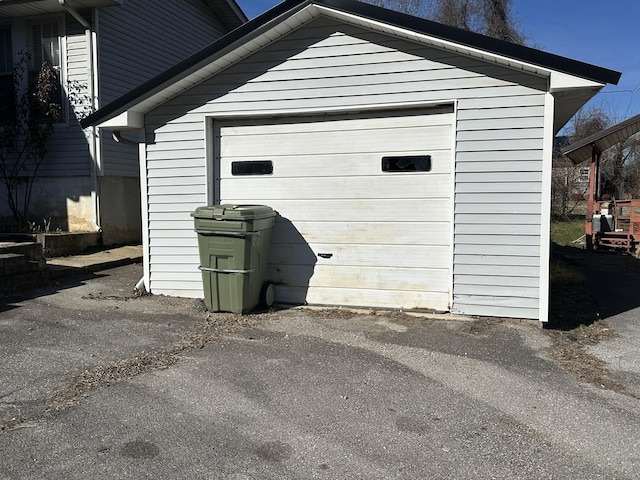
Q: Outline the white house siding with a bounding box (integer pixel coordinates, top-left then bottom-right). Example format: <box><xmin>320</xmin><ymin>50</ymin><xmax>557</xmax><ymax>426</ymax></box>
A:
<box><xmin>97</xmin><ymin>0</ymin><xmax>230</xmax><ymax>177</ymax></box>
<box><xmin>144</xmin><ymin>16</ymin><xmax>548</xmax><ymax>318</ymax></box>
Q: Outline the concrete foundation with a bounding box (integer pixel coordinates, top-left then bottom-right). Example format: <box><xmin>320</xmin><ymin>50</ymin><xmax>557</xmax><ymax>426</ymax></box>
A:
<box><xmin>36</xmin><ymin>231</ymin><xmax>102</xmax><ymax>257</ymax></box>
<box><xmin>0</xmin><ymin>175</ymin><xmax>142</xmax><ymax>246</ymax></box>
<box><xmin>0</xmin><ymin>176</ymin><xmax>94</xmax><ymax>232</ymax></box>
<box><xmin>99</xmin><ymin>176</ymin><xmax>142</xmax><ymax>245</ymax></box>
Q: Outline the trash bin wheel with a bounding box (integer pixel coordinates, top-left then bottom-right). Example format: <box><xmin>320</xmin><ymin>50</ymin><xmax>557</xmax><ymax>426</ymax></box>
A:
<box><xmin>261</xmin><ymin>282</ymin><xmax>276</xmax><ymax>307</ymax></box>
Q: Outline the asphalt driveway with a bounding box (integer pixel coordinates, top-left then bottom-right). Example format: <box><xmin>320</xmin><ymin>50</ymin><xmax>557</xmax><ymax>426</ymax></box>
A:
<box><xmin>1</xmin><ymin>263</ymin><xmax>640</xmax><ymax>479</ymax></box>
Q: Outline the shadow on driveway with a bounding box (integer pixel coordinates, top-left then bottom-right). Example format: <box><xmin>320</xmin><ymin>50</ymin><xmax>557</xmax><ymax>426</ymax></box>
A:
<box><xmin>0</xmin><ymin>270</ymin><xmax>104</xmax><ymax>314</ymax></box>
<box><xmin>550</xmin><ymin>243</ymin><xmax>640</xmax><ymax>328</ymax></box>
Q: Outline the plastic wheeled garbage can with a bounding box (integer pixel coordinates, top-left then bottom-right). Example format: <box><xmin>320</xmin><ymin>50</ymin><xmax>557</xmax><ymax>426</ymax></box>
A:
<box><xmin>191</xmin><ymin>204</ymin><xmax>276</xmax><ymax>314</ymax></box>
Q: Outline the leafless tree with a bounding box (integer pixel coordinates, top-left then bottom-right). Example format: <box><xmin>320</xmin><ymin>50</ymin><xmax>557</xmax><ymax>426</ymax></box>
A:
<box><xmin>600</xmin><ymin>136</ymin><xmax>640</xmax><ymax>199</ymax></box>
<box><xmin>569</xmin><ymin>106</ymin><xmax>611</xmax><ymax>141</ymax></box>
<box><xmin>481</xmin><ymin>0</ymin><xmax>524</xmax><ymax>44</ymax></box>
<box><xmin>550</xmin><ymin>108</ymin><xmax>615</xmax><ymax>218</ymax></box>
<box><xmin>0</xmin><ymin>52</ymin><xmax>61</xmax><ymax>230</ymax></box>
<box><xmin>364</xmin><ymin>0</ymin><xmax>526</xmax><ymax>44</ymax></box>
<box><xmin>550</xmin><ymin>132</ymin><xmax>589</xmax><ymax>218</ymax></box>
<box><xmin>567</xmin><ymin>106</ymin><xmax>640</xmax><ymax>201</ymax></box>
<box><xmin>365</xmin><ymin>0</ymin><xmax>436</xmax><ymax>18</ymax></box>
<box><xmin>434</xmin><ymin>0</ymin><xmax>479</xmax><ymax>31</ymax></box>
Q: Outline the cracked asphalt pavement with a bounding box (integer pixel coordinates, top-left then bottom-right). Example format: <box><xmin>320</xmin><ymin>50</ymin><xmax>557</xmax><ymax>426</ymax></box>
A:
<box><xmin>1</xmin><ymin>263</ymin><xmax>640</xmax><ymax>479</ymax></box>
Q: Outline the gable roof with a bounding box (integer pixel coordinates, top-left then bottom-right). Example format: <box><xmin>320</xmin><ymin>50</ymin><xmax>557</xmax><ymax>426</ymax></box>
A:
<box><xmin>81</xmin><ymin>0</ymin><xmax>621</xmax><ymax>131</ymax></box>
<box><xmin>562</xmin><ymin>113</ymin><xmax>640</xmax><ymax>164</ymax></box>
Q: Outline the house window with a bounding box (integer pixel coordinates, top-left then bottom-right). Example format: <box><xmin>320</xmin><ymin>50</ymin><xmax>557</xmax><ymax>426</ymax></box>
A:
<box><xmin>0</xmin><ymin>24</ymin><xmax>14</xmax><ymax>122</ymax></box>
<box><xmin>29</xmin><ymin>20</ymin><xmax>64</xmax><ymax>122</ymax></box>
<box><xmin>231</xmin><ymin>160</ymin><xmax>273</xmax><ymax>176</ymax></box>
<box><xmin>382</xmin><ymin>155</ymin><xmax>432</xmax><ymax>172</ymax></box>
<box><xmin>579</xmin><ymin>167</ymin><xmax>590</xmax><ymax>182</ymax></box>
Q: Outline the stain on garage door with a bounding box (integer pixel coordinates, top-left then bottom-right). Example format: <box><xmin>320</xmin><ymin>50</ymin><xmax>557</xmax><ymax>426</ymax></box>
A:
<box><xmin>214</xmin><ymin>106</ymin><xmax>454</xmax><ymax>311</ymax></box>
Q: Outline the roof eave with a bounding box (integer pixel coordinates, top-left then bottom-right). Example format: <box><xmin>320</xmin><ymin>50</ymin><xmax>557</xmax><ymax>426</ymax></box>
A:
<box><xmin>0</xmin><ymin>0</ymin><xmax>121</xmax><ymax>18</ymax></box>
<box><xmin>205</xmin><ymin>0</ymin><xmax>248</xmax><ymax>30</ymax></box>
<box><xmin>81</xmin><ymin>0</ymin><xmax>622</xmax><ymax>130</ymax></box>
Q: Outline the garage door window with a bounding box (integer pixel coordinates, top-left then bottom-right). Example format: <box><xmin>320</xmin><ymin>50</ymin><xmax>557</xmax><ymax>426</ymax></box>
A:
<box><xmin>231</xmin><ymin>160</ymin><xmax>273</xmax><ymax>176</ymax></box>
<box><xmin>382</xmin><ymin>155</ymin><xmax>431</xmax><ymax>172</ymax></box>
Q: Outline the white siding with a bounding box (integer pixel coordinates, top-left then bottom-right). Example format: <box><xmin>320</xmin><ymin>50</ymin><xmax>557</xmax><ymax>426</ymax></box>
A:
<box><xmin>97</xmin><ymin>0</ymin><xmax>230</xmax><ymax>177</ymax></box>
<box><xmin>145</xmin><ymin>16</ymin><xmax>547</xmax><ymax>319</ymax></box>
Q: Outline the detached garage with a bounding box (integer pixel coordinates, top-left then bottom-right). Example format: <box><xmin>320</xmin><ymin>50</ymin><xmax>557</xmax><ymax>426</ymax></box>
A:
<box><xmin>82</xmin><ymin>0</ymin><xmax>621</xmax><ymax>322</ymax></box>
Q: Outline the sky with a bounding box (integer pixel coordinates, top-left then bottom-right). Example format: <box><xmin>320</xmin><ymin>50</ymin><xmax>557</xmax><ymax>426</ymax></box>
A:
<box><xmin>236</xmin><ymin>0</ymin><xmax>640</xmax><ymax>127</ymax></box>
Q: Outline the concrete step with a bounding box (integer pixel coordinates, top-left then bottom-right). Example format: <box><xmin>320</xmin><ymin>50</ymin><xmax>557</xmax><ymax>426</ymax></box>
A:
<box><xmin>0</xmin><ymin>240</ymin><xmax>142</xmax><ymax>297</ymax></box>
<box><xmin>0</xmin><ymin>249</ymin><xmax>47</xmax><ymax>296</ymax></box>
<box><xmin>0</xmin><ymin>241</ymin><xmax>45</xmax><ymax>263</ymax></box>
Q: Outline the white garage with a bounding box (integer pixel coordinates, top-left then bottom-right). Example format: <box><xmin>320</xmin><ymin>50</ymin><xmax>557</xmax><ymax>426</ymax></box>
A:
<box><xmin>83</xmin><ymin>0</ymin><xmax>621</xmax><ymax>322</ymax></box>
<box><xmin>215</xmin><ymin>107</ymin><xmax>454</xmax><ymax>310</ymax></box>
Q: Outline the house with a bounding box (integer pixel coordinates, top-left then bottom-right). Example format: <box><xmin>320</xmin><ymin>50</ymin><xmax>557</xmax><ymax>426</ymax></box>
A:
<box><xmin>0</xmin><ymin>0</ymin><xmax>246</xmax><ymax>244</ymax></box>
<box><xmin>82</xmin><ymin>0</ymin><xmax>621</xmax><ymax>322</ymax></box>
<box><xmin>551</xmin><ymin>136</ymin><xmax>590</xmax><ymax>217</ymax></box>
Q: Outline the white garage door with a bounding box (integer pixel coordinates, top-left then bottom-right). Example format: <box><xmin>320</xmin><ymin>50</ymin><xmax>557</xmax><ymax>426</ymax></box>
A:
<box><xmin>214</xmin><ymin>107</ymin><xmax>453</xmax><ymax>311</ymax></box>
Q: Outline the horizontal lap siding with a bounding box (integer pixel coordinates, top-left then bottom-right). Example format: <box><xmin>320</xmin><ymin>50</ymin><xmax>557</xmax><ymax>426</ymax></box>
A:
<box><xmin>98</xmin><ymin>0</ymin><xmax>228</xmax><ymax>177</ymax></box>
<box><xmin>145</xmin><ymin>16</ymin><xmax>547</xmax><ymax>318</ymax></box>
<box><xmin>40</xmin><ymin>17</ymin><xmax>91</xmax><ymax>176</ymax></box>
<box><xmin>453</xmin><ymin>94</ymin><xmax>545</xmax><ymax>319</ymax></box>
<box><xmin>145</xmin><ymin>117</ymin><xmax>206</xmax><ymax>297</ymax></box>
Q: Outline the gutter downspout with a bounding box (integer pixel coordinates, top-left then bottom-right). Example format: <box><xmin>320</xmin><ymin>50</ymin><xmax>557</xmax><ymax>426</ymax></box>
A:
<box><xmin>113</xmin><ymin>130</ymin><xmax>148</xmax><ymax>294</ymax></box>
<box><xmin>113</xmin><ymin>131</ymin><xmax>140</xmax><ymax>148</ymax></box>
<box><xmin>58</xmin><ymin>0</ymin><xmax>102</xmax><ymax>233</ymax></box>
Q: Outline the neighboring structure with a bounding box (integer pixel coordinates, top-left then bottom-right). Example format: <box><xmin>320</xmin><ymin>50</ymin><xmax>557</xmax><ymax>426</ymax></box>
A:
<box><xmin>83</xmin><ymin>0</ymin><xmax>621</xmax><ymax>322</ymax></box>
<box><xmin>563</xmin><ymin>113</ymin><xmax>640</xmax><ymax>253</ymax></box>
<box><xmin>551</xmin><ymin>136</ymin><xmax>589</xmax><ymax>217</ymax></box>
<box><xmin>0</xmin><ymin>0</ymin><xmax>246</xmax><ymax>244</ymax></box>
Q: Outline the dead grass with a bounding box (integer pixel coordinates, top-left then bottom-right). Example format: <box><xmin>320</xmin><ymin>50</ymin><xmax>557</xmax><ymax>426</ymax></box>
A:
<box><xmin>49</xmin><ymin>312</ymin><xmax>260</xmax><ymax>411</ymax></box>
<box><xmin>456</xmin><ymin>317</ymin><xmax>505</xmax><ymax>336</ymax></box>
<box><xmin>545</xmin><ymin>321</ymin><xmax>637</xmax><ymax>398</ymax></box>
<box><xmin>544</xmin><ymin>245</ymin><xmax>638</xmax><ymax>396</ymax></box>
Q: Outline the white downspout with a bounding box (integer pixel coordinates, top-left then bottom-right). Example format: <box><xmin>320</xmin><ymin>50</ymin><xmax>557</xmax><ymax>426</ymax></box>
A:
<box><xmin>113</xmin><ymin>130</ymin><xmax>149</xmax><ymax>294</ymax></box>
<box><xmin>58</xmin><ymin>0</ymin><xmax>102</xmax><ymax>233</ymax></box>
<box><xmin>539</xmin><ymin>92</ymin><xmax>555</xmax><ymax>325</ymax></box>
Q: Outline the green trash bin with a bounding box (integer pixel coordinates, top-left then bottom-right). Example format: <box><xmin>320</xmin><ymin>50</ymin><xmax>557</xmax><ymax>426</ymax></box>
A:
<box><xmin>191</xmin><ymin>204</ymin><xmax>276</xmax><ymax>314</ymax></box>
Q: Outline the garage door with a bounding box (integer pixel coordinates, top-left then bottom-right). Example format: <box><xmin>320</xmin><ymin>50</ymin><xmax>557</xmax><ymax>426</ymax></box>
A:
<box><xmin>214</xmin><ymin>107</ymin><xmax>453</xmax><ymax>311</ymax></box>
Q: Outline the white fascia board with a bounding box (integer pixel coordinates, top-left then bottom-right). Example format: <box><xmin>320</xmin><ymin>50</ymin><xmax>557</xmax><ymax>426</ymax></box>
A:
<box><xmin>97</xmin><ymin>110</ymin><xmax>144</xmax><ymax>130</ymax></box>
<box><xmin>549</xmin><ymin>70</ymin><xmax>604</xmax><ymax>92</ymax></box>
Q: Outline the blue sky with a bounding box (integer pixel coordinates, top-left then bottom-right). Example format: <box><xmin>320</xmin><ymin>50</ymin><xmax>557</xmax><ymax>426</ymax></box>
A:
<box><xmin>237</xmin><ymin>0</ymin><xmax>640</xmax><ymax>125</ymax></box>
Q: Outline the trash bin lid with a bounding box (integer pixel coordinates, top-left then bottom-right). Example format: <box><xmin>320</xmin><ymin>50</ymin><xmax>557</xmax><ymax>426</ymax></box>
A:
<box><xmin>191</xmin><ymin>204</ymin><xmax>274</xmax><ymax>221</ymax></box>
